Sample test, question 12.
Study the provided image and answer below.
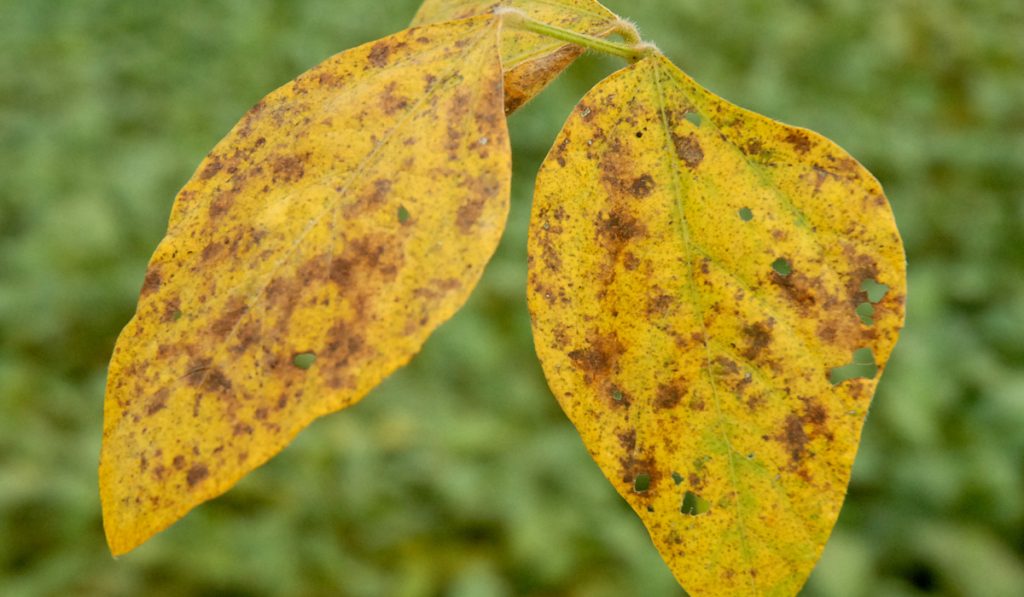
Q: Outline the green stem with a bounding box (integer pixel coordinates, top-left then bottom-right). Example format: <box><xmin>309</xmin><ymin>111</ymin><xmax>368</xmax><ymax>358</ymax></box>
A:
<box><xmin>500</xmin><ymin>10</ymin><xmax>656</xmax><ymax>62</ymax></box>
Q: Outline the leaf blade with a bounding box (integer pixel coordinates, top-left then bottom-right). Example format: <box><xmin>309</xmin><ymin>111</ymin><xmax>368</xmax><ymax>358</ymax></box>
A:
<box><xmin>527</xmin><ymin>55</ymin><xmax>905</xmax><ymax>596</ymax></box>
<box><xmin>101</xmin><ymin>16</ymin><xmax>511</xmax><ymax>555</ymax></box>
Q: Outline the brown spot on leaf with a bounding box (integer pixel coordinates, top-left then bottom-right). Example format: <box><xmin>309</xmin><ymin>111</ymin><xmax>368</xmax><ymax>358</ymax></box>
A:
<box><xmin>172</xmin><ymin>455</ymin><xmax>186</xmax><ymax>470</ymax></box>
<box><xmin>741</xmin><ymin>321</ymin><xmax>774</xmax><ymax>361</ymax></box>
<box><xmin>329</xmin><ymin>234</ymin><xmax>404</xmax><ymax>289</ymax></box>
<box><xmin>672</xmin><ymin>132</ymin><xmax>704</xmax><ymax>168</ymax></box>
<box><xmin>145</xmin><ymin>389</ymin><xmax>169</xmax><ymax>417</ymax></box>
<box><xmin>347</xmin><ymin>178</ymin><xmax>392</xmax><ymax>216</ymax></box>
<box><xmin>201</xmin><ymin>242</ymin><xmax>224</xmax><ymax>262</ymax></box>
<box><xmin>141</xmin><ymin>269</ymin><xmax>162</xmax><ymax>296</ymax></box>
<box><xmin>647</xmin><ymin>293</ymin><xmax>675</xmax><ymax>317</ymax></box>
<box><xmin>211</xmin><ymin>299</ymin><xmax>249</xmax><ymax>337</ymax></box>
<box><xmin>744</xmin><ymin>139</ymin><xmax>764</xmax><ymax>156</ymax></box>
<box><xmin>618</xmin><ymin>429</ymin><xmax>637</xmax><ymax>452</ymax></box>
<box><xmin>773</xmin><ymin>271</ymin><xmax>819</xmax><ymax>312</ymax></box>
<box><xmin>568</xmin><ymin>332</ymin><xmax>625</xmax><ymax>379</ymax></box>
<box><xmin>780</xmin><ymin>414</ymin><xmax>809</xmax><ymax>463</ymax></box>
<box><xmin>456</xmin><ymin>196</ymin><xmax>486</xmax><ymax>233</ymax></box>
<box><xmin>379</xmin><ymin>82</ymin><xmax>408</xmax><ymax>115</ymax></box>
<box><xmin>784</xmin><ymin>130</ymin><xmax>812</xmax><ymax>154</ymax></box>
<box><xmin>597</xmin><ymin>210</ymin><xmax>645</xmax><ymax>244</ymax></box>
<box><xmin>272</xmin><ymin>154</ymin><xmax>307</xmax><ymax>183</ymax></box>
<box><xmin>367</xmin><ymin>41</ymin><xmax>392</xmax><ymax>67</ymax></box>
<box><xmin>208</xmin><ymin>190</ymin><xmax>236</xmax><ymax>219</ymax></box>
<box><xmin>186</xmin><ymin>464</ymin><xmax>209</xmax><ymax>487</ymax></box>
<box><xmin>161</xmin><ymin>298</ymin><xmax>181</xmax><ymax>323</ymax></box>
<box><xmin>630</xmin><ymin>174</ymin><xmax>655</xmax><ymax>197</ymax></box>
<box><xmin>655</xmin><ymin>382</ymin><xmax>684</xmax><ymax>409</ymax></box>
<box><xmin>199</xmin><ymin>157</ymin><xmax>223</xmax><ymax>180</ymax></box>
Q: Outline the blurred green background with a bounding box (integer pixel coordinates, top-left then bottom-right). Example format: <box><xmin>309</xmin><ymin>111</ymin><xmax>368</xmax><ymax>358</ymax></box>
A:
<box><xmin>1</xmin><ymin>0</ymin><xmax>1022</xmax><ymax>595</ymax></box>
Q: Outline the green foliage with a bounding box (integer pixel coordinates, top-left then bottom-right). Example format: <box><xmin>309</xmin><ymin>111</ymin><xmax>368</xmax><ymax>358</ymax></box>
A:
<box><xmin>1</xmin><ymin>0</ymin><xmax>1022</xmax><ymax>595</ymax></box>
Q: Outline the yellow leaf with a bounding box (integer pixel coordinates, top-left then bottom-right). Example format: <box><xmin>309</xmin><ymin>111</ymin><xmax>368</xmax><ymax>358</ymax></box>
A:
<box><xmin>413</xmin><ymin>0</ymin><xmax>619</xmax><ymax>112</ymax></box>
<box><xmin>527</xmin><ymin>54</ymin><xmax>905</xmax><ymax>596</ymax></box>
<box><xmin>100</xmin><ymin>16</ymin><xmax>511</xmax><ymax>555</ymax></box>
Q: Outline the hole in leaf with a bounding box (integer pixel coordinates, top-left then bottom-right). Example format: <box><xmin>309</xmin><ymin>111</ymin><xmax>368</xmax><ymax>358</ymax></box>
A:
<box><xmin>681</xmin><ymin>490</ymin><xmax>710</xmax><ymax>516</ymax></box>
<box><xmin>292</xmin><ymin>352</ymin><xmax>317</xmax><ymax>370</ymax></box>
<box><xmin>397</xmin><ymin>205</ymin><xmax>411</xmax><ymax>224</ymax></box>
<box><xmin>856</xmin><ymin>302</ymin><xmax>875</xmax><ymax>326</ymax></box>
<box><xmin>635</xmin><ymin>130</ymin><xmax>644</xmax><ymax>138</ymax></box>
<box><xmin>861</xmin><ymin>278</ymin><xmax>889</xmax><ymax>303</ymax></box>
<box><xmin>685</xmin><ymin>111</ymin><xmax>702</xmax><ymax>127</ymax></box>
<box><xmin>829</xmin><ymin>348</ymin><xmax>877</xmax><ymax>384</ymax></box>
<box><xmin>633</xmin><ymin>473</ymin><xmax>651</xmax><ymax>493</ymax></box>
<box><xmin>738</xmin><ymin>207</ymin><xmax>754</xmax><ymax>222</ymax></box>
<box><xmin>772</xmin><ymin>257</ymin><xmax>792</xmax><ymax>276</ymax></box>
<box><xmin>171</xmin><ymin>309</ymin><xmax>183</xmax><ymax>321</ymax></box>
<box><xmin>671</xmin><ymin>472</ymin><xmax>683</xmax><ymax>485</ymax></box>
<box><xmin>611</xmin><ymin>387</ymin><xmax>624</xmax><ymax>402</ymax></box>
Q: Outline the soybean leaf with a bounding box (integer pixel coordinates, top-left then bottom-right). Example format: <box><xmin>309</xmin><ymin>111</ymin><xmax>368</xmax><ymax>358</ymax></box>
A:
<box><xmin>100</xmin><ymin>16</ymin><xmax>511</xmax><ymax>555</ymax></box>
<box><xmin>413</xmin><ymin>0</ymin><xmax>619</xmax><ymax>113</ymax></box>
<box><xmin>527</xmin><ymin>54</ymin><xmax>905</xmax><ymax>596</ymax></box>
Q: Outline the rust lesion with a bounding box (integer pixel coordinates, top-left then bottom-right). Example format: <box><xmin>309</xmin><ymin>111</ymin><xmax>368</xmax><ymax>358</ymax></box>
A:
<box><xmin>654</xmin><ymin>381</ymin><xmax>685</xmax><ymax>410</ymax></box>
<box><xmin>186</xmin><ymin>463</ymin><xmax>209</xmax><ymax>487</ymax></box>
<box><xmin>671</xmin><ymin>132</ymin><xmax>704</xmax><ymax>168</ymax></box>
<box><xmin>144</xmin><ymin>389</ymin><xmax>169</xmax><ymax>417</ymax></box>
<box><xmin>783</xmin><ymin>130</ymin><xmax>812</xmax><ymax>155</ymax></box>
<box><xmin>378</xmin><ymin>82</ymin><xmax>409</xmax><ymax>115</ymax></box>
<box><xmin>367</xmin><ymin>40</ymin><xmax>394</xmax><ymax>68</ymax></box>
<box><xmin>199</xmin><ymin>156</ymin><xmax>224</xmax><ymax>181</ymax></box>
<box><xmin>740</xmin><ymin>320</ymin><xmax>774</xmax><ymax>361</ymax></box>
<box><xmin>629</xmin><ymin>173</ymin><xmax>656</xmax><ymax>197</ymax></box>
<box><xmin>210</xmin><ymin>298</ymin><xmax>249</xmax><ymax>338</ymax></box>
<box><xmin>772</xmin><ymin>396</ymin><xmax>834</xmax><ymax>472</ymax></box>
<box><xmin>141</xmin><ymin>269</ymin><xmax>162</xmax><ymax>297</ymax></box>
<box><xmin>270</xmin><ymin>153</ymin><xmax>309</xmax><ymax>183</ymax></box>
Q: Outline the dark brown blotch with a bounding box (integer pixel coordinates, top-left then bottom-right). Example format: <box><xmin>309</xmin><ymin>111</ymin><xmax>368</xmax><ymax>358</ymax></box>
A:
<box><xmin>141</xmin><ymin>269</ymin><xmax>162</xmax><ymax>296</ymax></box>
<box><xmin>272</xmin><ymin>154</ymin><xmax>308</xmax><ymax>183</ymax></box>
<box><xmin>596</xmin><ymin>209</ymin><xmax>645</xmax><ymax>244</ymax></box>
<box><xmin>741</xmin><ymin>320</ymin><xmax>774</xmax><ymax>361</ymax></box>
<box><xmin>567</xmin><ymin>332</ymin><xmax>625</xmax><ymax>379</ymax></box>
<box><xmin>199</xmin><ymin>157</ymin><xmax>223</xmax><ymax>180</ymax></box>
<box><xmin>456</xmin><ymin>197</ymin><xmax>486</xmax><ymax>233</ymax></box>
<box><xmin>206</xmin><ymin>368</ymin><xmax>232</xmax><ymax>392</ymax></box>
<box><xmin>655</xmin><ymin>382</ymin><xmax>684</xmax><ymax>410</ymax></box>
<box><xmin>145</xmin><ymin>389</ymin><xmax>169</xmax><ymax>417</ymax></box>
<box><xmin>211</xmin><ymin>299</ymin><xmax>249</xmax><ymax>337</ymax></box>
<box><xmin>672</xmin><ymin>132</ymin><xmax>704</xmax><ymax>168</ymax></box>
<box><xmin>379</xmin><ymin>82</ymin><xmax>408</xmax><ymax>115</ymax></box>
<box><xmin>186</xmin><ymin>463</ymin><xmax>209</xmax><ymax>487</ymax></box>
<box><xmin>773</xmin><ymin>271</ymin><xmax>820</xmax><ymax>312</ymax></box>
<box><xmin>201</xmin><ymin>242</ymin><xmax>224</xmax><ymax>262</ymax></box>
<box><xmin>784</xmin><ymin>130</ymin><xmax>812</xmax><ymax>154</ymax></box>
<box><xmin>647</xmin><ymin>293</ymin><xmax>675</xmax><ymax>317</ymax></box>
<box><xmin>780</xmin><ymin>414</ymin><xmax>809</xmax><ymax>463</ymax></box>
<box><xmin>367</xmin><ymin>41</ymin><xmax>392</xmax><ymax>67</ymax></box>
<box><xmin>629</xmin><ymin>174</ymin><xmax>655</xmax><ymax>198</ymax></box>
